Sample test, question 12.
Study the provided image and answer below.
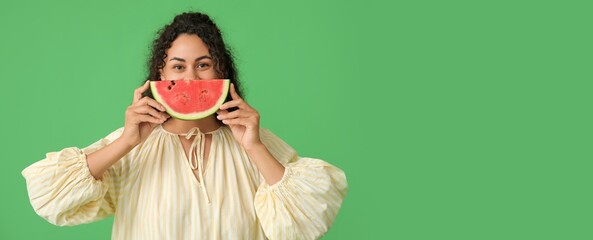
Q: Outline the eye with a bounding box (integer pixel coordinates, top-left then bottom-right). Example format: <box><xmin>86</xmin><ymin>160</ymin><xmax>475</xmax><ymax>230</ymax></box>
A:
<box><xmin>197</xmin><ymin>63</ymin><xmax>210</xmax><ymax>69</ymax></box>
<box><xmin>173</xmin><ymin>65</ymin><xmax>185</xmax><ymax>70</ymax></box>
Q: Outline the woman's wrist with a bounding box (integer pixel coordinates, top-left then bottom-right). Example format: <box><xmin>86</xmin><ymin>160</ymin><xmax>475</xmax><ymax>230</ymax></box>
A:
<box><xmin>116</xmin><ymin>134</ymin><xmax>139</xmax><ymax>148</ymax></box>
<box><xmin>244</xmin><ymin>140</ymin><xmax>264</xmax><ymax>152</ymax></box>
<box><xmin>244</xmin><ymin>142</ymin><xmax>285</xmax><ymax>185</ymax></box>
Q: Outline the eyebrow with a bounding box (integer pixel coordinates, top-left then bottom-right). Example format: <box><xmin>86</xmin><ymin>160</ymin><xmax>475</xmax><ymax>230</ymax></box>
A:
<box><xmin>169</xmin><ymin>56</ymin><xmax>212</xmax><ymax>62</ymax></box>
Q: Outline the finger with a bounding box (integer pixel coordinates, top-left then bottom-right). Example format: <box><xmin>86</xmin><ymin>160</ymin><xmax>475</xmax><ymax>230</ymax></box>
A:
<box><xmin>221</xmin><ymin>116</ymin><xmax>258</xmax><ymax>127</ymax></box>
<box><xmin>229</xmin><ymin>83</ymin><xmax>241</xmax><ymax>100</ymax></box>
<box><xmin>220</xmin><ymin>99</ymin><xmax>239</xmax><ymax>110</ymax></box>
<box><xmin>221</xmin><ymin>117</ymin><xmax>258</xmax><ymax>127</ymax></box>
<box><xmin>138</xmin><ymin>96</ymin><xmax>166</xmax><ymax>112</ymax></box>
<box><xmin>217</xmin><ymin>109</ymin><xmax>229</xmax><ymax>115</ymax></box>
<box><xmin>134</xmin><ymin>80</ymin><xmax>150</xmax><ymax>103</ymax></box>
<box><xmin>134</xmin><ymin>105</ymin><xmax>168</xmax><ymax>120</ymax></box>
<box><xmin>137</xmin><ymin>114</ymin><xmax>165</xmax><ymax>124</ymax></box>
<box><xmin>216</xmin><ymin>109</ymin><xmax>251</xmax><ymax>120</ymax></box>
<box><xmin>221</xmin><ymin>118</ymin><xmax>246</xmax><ymax>126</ymax></box>
<box><xmin>220</xmin><ymin>99</ymin><xmax>250</xmax><ymax>110</ymax></box>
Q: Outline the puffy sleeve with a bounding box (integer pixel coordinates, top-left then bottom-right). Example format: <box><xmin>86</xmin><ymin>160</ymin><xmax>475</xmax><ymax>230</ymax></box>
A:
<box><xmin>253</xmin><ymin>129</ymin><xmax>348</xmax><ymax>240</ymax></box>
<box><xmin>21</xmin><ymin>127</ymin><xmax>125</xmax><ymax>226</ymax></box>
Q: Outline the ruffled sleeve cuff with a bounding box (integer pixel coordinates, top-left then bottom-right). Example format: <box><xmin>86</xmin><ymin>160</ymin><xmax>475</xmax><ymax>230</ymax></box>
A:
<box><xmin>254</xmin><ymin>158</ymin><xmax>348</xmax><ymax>240</ymax></box>
<box><xmin>22</xmin><ymin>147</ymin><xmax>113</xmax><ymax>226</ymax></box>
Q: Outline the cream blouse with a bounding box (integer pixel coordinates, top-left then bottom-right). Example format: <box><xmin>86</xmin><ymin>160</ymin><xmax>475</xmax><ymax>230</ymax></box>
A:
<box><xmin>22</xmin><ymin>124</ymin><xmax>348</xmax><ymax>239</ymax></box>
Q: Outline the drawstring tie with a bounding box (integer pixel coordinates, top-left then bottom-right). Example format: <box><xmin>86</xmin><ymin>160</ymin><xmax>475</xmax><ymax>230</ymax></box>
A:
<box><xmin>179</xmin><ymin>127</ymin><xmax>212</xmax><ymax>204</ymax></box>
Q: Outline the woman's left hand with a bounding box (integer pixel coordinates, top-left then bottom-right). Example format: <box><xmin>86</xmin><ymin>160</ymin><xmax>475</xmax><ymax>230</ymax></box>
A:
<box><xmin>217</xmin><ymin>83</ymin><xmax>262</xmax><ymax>150</ymax></box>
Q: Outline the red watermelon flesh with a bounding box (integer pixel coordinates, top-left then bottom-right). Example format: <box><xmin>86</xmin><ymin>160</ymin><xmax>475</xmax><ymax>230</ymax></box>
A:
<box><xmin>150</xmin><ymin>79</ymin><xmax>230</xmax><ymax>120</ymax></box>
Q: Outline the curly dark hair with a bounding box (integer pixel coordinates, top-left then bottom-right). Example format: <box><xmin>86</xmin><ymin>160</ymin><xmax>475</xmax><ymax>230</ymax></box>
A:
<box><xmin>142</xmin><ymin>12</ymin><xmax>242</xmax><ymax>102</ymax></box>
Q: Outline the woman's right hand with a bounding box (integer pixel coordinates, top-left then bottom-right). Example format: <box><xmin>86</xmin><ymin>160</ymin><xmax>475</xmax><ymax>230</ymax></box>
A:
<box><xmin>120</xmin><ymin>80</ymin><xmax>170</xmax><ymax>146</ymax></box>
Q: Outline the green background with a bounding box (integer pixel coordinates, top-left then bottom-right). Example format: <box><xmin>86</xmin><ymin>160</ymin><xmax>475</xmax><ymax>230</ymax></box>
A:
<box><xmin>1</xmin><ymin>0</ymin><xmax>591</xmax><ymax>239</ymax></box>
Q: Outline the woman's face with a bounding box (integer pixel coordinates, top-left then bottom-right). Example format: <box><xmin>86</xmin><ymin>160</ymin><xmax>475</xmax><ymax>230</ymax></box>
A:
<box><xmin>160</xmin><ymin>34</ymin><xmax>216</xmax><ymax>80</ymax></box>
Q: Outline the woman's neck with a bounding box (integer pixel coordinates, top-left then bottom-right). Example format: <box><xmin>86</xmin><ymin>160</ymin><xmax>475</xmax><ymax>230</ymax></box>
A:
<box><xmin>161</xmin><ymin>115</ymin><xmax>223</xmax><ymax>134</ymax></box>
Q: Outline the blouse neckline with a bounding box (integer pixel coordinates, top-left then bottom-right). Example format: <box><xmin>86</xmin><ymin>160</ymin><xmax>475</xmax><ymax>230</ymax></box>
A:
<box><xmin>158</xmin><ymin>123</ymin><xmax>225</xmax><ymax>136</ymax></box>
<box><xmin>157</xmin><ymin>123</ymin><xmax>227</xmax><ymax>204</ymax></box>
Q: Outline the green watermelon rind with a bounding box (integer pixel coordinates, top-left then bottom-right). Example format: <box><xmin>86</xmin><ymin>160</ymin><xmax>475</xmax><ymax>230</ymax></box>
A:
<box><xmin>150</xmin><ymin>79</ymin><xmax>230</xmax><ymax>120</ymax></box>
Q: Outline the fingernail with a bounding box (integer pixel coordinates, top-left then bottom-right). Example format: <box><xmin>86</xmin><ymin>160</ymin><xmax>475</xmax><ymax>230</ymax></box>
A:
<box><xmin>216</xmin><ymin>115</ymin><xmax>222</xmax><ymax>119</ymax></box>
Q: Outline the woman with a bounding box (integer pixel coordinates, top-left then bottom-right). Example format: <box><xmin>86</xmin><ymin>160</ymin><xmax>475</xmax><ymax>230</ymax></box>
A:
<box><xmin>22</xmin><ymin>12</ymin><xmax>347</xmax><ymax>239</ymax></box>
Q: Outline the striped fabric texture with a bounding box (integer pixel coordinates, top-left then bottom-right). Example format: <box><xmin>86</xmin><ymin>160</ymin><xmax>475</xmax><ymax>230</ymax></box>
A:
<box><xmin>22</xmin><ymin>125</ymin><xmax>347</xmax><ymax>239</ymax></box>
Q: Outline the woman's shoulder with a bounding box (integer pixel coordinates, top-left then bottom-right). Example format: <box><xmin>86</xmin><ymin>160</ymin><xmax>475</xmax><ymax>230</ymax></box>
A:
<box><xmin>80</xmin><ymin>127</ymin><xmax>125</xmax><ymax>156</ymax></box>
<box><xmin>258</xmin><ymin>127</ymin><xmax>298</xmax><ymax>163</ymax></box>
<box><xmin>259</xmin><ymin>127</ymin><xmax>282</xmax><ymax>145</ymax></box>
<box><xmin>106</xmin><ymin>127</ymin><xmax>125</xmax><ymax>141</ymax></box>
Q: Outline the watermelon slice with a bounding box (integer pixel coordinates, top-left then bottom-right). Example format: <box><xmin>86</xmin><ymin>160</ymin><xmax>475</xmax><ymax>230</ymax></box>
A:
<box><xmin>150</xmin><ymin>79</ymin><xmax>230</xmax><ymax>120</ymax></box>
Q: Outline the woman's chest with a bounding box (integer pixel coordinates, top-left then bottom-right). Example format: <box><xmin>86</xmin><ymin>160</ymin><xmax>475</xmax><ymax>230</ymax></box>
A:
<box><xmin>121</xmin><ymin>141</ymin><xmax>263</xmax><ymax>212</ymax></box>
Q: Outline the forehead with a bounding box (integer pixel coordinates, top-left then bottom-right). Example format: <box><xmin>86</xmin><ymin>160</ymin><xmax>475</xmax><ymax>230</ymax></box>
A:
<box><xmin>166</xmin><ymin>34</ymin><xmax>210</xmax><ymax>60</ymax></box>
